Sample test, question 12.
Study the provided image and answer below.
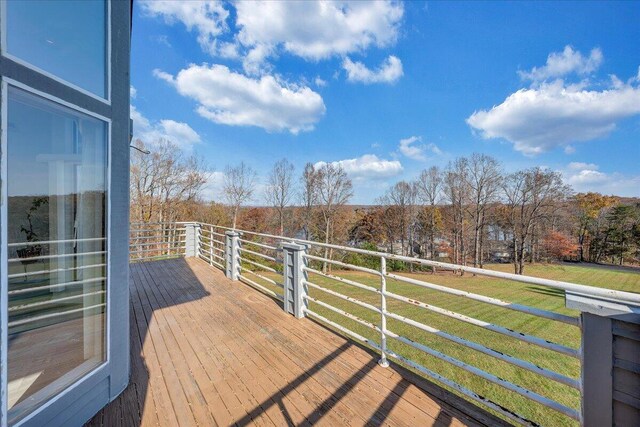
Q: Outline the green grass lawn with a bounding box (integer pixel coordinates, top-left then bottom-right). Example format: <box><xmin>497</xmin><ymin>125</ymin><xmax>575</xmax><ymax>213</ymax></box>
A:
<box><xmin>236</xmin><ymin>258</ymin><xmax>639</xmax><ymax>426</ymax></box>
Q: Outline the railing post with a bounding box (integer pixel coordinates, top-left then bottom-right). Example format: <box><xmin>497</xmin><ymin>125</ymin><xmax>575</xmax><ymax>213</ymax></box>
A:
<box><xmin>282</xmin><ymin>243</ymin><xmax>307</xmax><ymax>318</ymax></box>
<box><xmin>225</xmin><ymin>231</ymin><xmax>241</xmax><ymax>280</ymax></box>
<box><xmin>379</xmin><ymin>256</ymin><xmax>389</xmax><ymax>367</ymax></box>
<box><xmin>209</xmin><ymin>225</ymin><xmax>214</xmax><ymax>266</ymax></box>
<box><xmin>184</xmin><ymin>222</ymin><xmax>200</xmax><ymax>257</ymax></box>
<box><xmin>566</xmin><ymin>292</ymin><xmax>640</xmax><ymax>427</ymax></box>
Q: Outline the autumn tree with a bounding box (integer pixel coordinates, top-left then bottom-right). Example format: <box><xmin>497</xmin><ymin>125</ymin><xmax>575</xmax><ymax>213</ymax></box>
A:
<box><xmin>542</xmin><ymin>230</ymin><xmax>578</xmax><ymax>261</ymax></box>
<box><xmin>223</xmin><ymin>162</ymin><xmax>257</xmax><ymax>229</ymax></box>
<box><xmin>238</xmin><ymin>207</ymin><xmax>269</xmax><ymax>233</ymax></box>
<box><xmin>573</xmin><ymin>192</ymin><xmax>617</xmax><ymax>261</ymax></box>
<box><xmin>130</xmin><ymin>139</ymin><xmax>209</xmax><ymax>224</ymax></box>
<box><xmin>349</xmin><ymin>207</ymin><xmax>385</xmax><ymax>245</ymax></box>
<box><xmin>265</xmin><ymin>159</ymin><xmax>295</xmax><ymax>235</ymax></box>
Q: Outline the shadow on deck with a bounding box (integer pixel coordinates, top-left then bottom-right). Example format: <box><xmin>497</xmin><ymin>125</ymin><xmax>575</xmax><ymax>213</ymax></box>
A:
<box><xmin>86</xmin><ymin>258</ymin><xmax>508</xmax><ymax>426</ymax></box>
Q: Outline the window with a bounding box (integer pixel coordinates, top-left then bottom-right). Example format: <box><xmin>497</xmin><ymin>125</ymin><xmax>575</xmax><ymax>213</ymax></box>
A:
<box><xmin>3</xmin><ymin>0</ymin><xmax>108</xmax><ymax>99</ymax></box>
<box><xmin>6</xmin><ymin>86</ymin><xmax>108</xmax><ymax>423</ymax></box>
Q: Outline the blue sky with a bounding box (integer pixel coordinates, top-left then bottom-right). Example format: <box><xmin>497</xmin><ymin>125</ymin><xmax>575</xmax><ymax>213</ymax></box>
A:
<box><xmin>131</xmin><ymin>1</ymin><xmax>640</xmax><ymax>204</ymax></box>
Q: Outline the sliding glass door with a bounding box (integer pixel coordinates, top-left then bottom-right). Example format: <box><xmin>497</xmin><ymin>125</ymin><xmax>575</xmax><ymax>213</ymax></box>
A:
<box><xmin>5</xmin><ymin>86</ymin><xmax>108</xmax><ymax>424</ymax></box>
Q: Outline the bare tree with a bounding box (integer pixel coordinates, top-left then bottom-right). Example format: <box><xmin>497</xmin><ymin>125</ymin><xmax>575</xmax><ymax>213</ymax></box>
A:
<box><xmin>130</xmin><ymin>139</ymin><xmax>209</xmax><ymax>224</ymax></box>
<box><xmin>502</xmin><ymin>168</ymin><xmax>570</xmax><ymax>275</ymax></box>
<box><xmin>416</xmin><ymin>166</ymin><xmax>443</xmax><ymax>261</ymax></box>
<box><xmin>316</xmin><ymin>163</ymin><xmax>353</xmax><ymax>272</ymax></box>
<box><xmin>265</xmin><ymin>159</ymin><xmax>295</xmax><ymax>235</ymax></box>
<box><xmin>223</xmin><ymin>162</ymin><xmax>257</xmax><ymax>229</ymax></box>
<box><xmin>444</xmin><ymin>158</ymin><xmax>470</xmax><ymax>266</ymax></box>
<box><xmin>300</xmin><ymin>162</ymin><xmax>319</xmax><ymax>240</ymax></box>
<box><xmin>466</xmin><ymin>154</ymin><xmax>502</xmax><ymax>268</ymax></box>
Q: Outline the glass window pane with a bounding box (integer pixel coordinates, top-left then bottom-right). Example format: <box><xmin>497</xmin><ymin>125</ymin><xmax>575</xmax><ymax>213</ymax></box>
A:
<box><xmin>5</xmin><ymin>0</ymin><xmax>107</xmax><ymax>98</ymax></box>
<box><xmin>6</xmin><ymin>86</ymin><xmax>108</xmax><ymax>423</ymax></box>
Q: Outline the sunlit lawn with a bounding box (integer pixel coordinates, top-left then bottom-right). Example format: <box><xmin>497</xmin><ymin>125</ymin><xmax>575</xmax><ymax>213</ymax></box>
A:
<box><xmin>236</xmin><ymin>257</ymin><xmax>639</xmax><ymax>426</ymax></box>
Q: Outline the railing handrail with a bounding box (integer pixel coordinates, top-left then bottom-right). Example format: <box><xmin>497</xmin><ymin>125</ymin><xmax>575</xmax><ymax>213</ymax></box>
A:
<box><xmin>202</xmin><ymin>223</ymin><xmax>640</xmax><ymax>305</ymax></box>
<box><xmin>130</xmin><ymin>220</ymin><xmax>640</xmax><ymax>426</ymax></box>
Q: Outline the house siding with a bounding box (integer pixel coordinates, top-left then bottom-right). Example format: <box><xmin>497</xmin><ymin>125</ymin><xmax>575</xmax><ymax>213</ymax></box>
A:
<box><xmin>0</xmin><ymin>0</ymin><xmax>130</xmax><ymax>425</ymax></box>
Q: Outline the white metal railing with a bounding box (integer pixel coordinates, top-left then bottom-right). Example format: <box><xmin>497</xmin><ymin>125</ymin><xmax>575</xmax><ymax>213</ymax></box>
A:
<box><xmin>196</xmin><ymin>223</ymin><xmax>286</xmax><ymax>301</ymax></box>
<box><xmin>131</xmin><ymin>222</ymin><xmax>640</xmax><ymax>426</ymax></box>
<box><xmin>8</xmin><ymin>237</ymin><xmax>107</xmax><ymax>332</ymax></box>
<box><xmin>130</xmin><ymin>222</ymin><xmax>186</xmax><ymax>261</ymax></box>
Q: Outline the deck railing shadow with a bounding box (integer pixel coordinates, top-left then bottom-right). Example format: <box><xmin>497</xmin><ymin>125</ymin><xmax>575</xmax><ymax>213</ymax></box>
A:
<box><xmin>303</xmin><ymin>315</ymin><xmax>510</xmax><ymax>427</ymax></box>
<box><xmin>86</xmin><ymin>257</ymin><xmax>210</xmax><ymax>426</ymax></box>
<box><xmin>88</xmin><ymin>222</ymin><xmax>640</xmax><ymax>426</ymax></box>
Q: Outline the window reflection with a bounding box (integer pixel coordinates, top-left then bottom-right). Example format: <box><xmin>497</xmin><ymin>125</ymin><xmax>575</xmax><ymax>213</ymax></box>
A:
<box><xmin>6</xmin><ymin>87</ymin><xmax>107</xmax><ymax>423</ymax></box>
<box><xmin>5</xmin><ymin>0</ymin><xmax>108</xmax><ymax>98</ymax></box>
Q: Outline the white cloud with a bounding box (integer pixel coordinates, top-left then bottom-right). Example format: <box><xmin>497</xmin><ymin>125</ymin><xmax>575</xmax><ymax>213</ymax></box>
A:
<box><xmin>562</xmin><ymin>163</ymin><xmax>640</xmax><ymax>196</ymax></box>
<box><xmin>315</xmin><ymin>154</ymin><xmax>403</xmax><ymax>180</ymax></box>
<box><xmin>568</xmin><ymin>162</ymin><xmax>599</xmax><ymax>171</ymax></box>
<box><xmin>139</xmin><ymin>0</ymin><xmax>229</xmax><ymax>56</ymax></box>
<box><xmin>314</xmin><ymin>76</ymin><xmax>327</xmax><ymax>87</ymax></box>
<box><xmin>518</xmin><ymin>46</ymin><xmax>603</xmax><ymax>82</ymax></box>
<box><xmin>151</xmin><ymin>34</ymin><xmax>172</xmax><ymax>48</ymax></box>
<box><xmin>398</xmin><ymin>136</ymin><xmax>442</xmax><ymax>161</ymax></box>
<box><xmin>130</xmin><ymin>86</ymin><xmax>137</xmax><ymax>99</ymax></box>
<box><xmin>201</xmin><ymin>171</ymin><xmax>226</xmax><ymax>201</ymax></box>
<box><xmin>467</xmin><ymin>78</ymin><xmax>640</xmax><ymax>155</ymax></box>
<box><xmin>131</xmin><ymin>105</ymin><xmax>201</xmax><ymax>149</ymax></box>
<box><xmin>343</xmin><ymin>55</ymin><xmax>403</xmax><ymax>84</ymax></box>
<box><xmin>235</xmin><ymin>1</ymin><xmax>403</xmax><ymax>66</ymax></box>
<box><xmin>155</xmin><ymin>64</ymin><xmax>326</xmax><ymax>134</ymax></box>
<box><xmin>142</xmin><ymin>1</ymin><xmax>403</xmax><ymax>75</ymax></box>
<box><xmin>159</xmin><ymin>120</ymin><xmax>201</xmax><ymax>145</ymax></box>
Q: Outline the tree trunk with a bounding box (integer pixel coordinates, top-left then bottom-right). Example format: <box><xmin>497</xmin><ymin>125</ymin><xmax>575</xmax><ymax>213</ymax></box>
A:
<box><xmin>473</xmin><ymin>224</ymin><xmax>481</xmax><ymax>268</ymax></box>
<box><xmin>278</xmin><ymin>209</ymin><xmax>283</xmax><ymax>236</ymax></box>
<box><xmin>232</xmin><ymin>206</ymin><xmax>238</xmax><ymax>229</ymax></box>
<box><xmin>322</xmin><ymin>220</ymin><xmax>330</xmax><ymax>273</ymax></box>
<box><xmin>512</xmin><ymin>236</ymin><xmax>519</xmax><ymax>274</ymax></box>
<box><xmin>478</xmin><ymin>223</ymin><xmax>485</xmax><ymax>269</ymax></box>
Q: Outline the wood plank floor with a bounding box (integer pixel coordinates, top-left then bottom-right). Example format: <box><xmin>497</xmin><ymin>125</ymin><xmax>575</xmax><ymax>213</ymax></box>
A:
<box><xmin>87</xmin><ymin>258</ymin><xmax>507</xmax><ymax>427</ymax></box>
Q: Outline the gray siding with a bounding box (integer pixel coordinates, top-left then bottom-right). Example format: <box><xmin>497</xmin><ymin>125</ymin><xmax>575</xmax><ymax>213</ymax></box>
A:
<box><xmin>612</xmin><ymin>320</ymin><xmax>640</xmax><ymax>426</ymax></box>
<box><xmin>0</xmin><ymin>0</ymin><xmax>131</xmax><ymax>425</ymax></box>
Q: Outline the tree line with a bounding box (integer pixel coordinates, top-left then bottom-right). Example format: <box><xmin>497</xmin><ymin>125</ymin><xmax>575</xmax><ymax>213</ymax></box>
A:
<box><xmin>130</xmin><ymin>140</ymin><xmax>640</xmax><ymax>275</ymax></box>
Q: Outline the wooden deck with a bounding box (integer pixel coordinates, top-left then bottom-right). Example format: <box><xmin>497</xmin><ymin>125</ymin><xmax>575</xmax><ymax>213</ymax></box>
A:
<box><xmin>87</xmin><ymin>258</ymin><xmax>506</xmax><ymax>427</ymax></box>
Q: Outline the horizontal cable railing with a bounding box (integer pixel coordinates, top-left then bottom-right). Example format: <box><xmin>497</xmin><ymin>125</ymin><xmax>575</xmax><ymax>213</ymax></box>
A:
<box><xmin>130</xmin><ymin>222</ymin><xmax>186</xmax><ymax>261</ymax></box>
<box><xmin>131</xmin><ymin>222</ymin><xmax>640</xmax><ymax>426</ymax></box>
<box><xmin>197</xmin><ymin>224</ymin><xmax>226</xmax><ymax>270</ymax></box>
<box><xmin>8</xmin><ymin>237</ymin><xmax>107</xmax><ymax>335</ymax></box>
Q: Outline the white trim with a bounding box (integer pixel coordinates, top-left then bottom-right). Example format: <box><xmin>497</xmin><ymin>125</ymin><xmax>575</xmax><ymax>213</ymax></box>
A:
<box><xmin>107</xmin><ymin>0</ymin><xmax>112</xmax><ymax>105</ymax></box>
<box><xmin>106</xmin><ymin>111</ymin><xmax>112</xmax><ymax>372</ymax></box>
<box><xmin>0</xmin><ymin>0</ymin><xmax>6</xmax><ymax>57</ymax></box>
<box><xmin>2</xmin><ymin>80</ymin><xmax>112</xmax><ymax>426</ymax></box>
<box><xmin>1</xmin><ymin>78</ymin><xmax>10</xmax><ymax>427</ymax></box>
<box><xmin>12</xmin><ymin>362</ymin><xmax>109</xmax><ymax>427</ymax></box>
<box><xmin>0</xmin><ymin>1</ymin><xmax>111</xmax><ymax>104</ymax></box>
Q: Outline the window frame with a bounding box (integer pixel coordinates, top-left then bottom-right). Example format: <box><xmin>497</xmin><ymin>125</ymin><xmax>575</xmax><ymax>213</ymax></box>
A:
<box><xmin>0</xmin><ymin>77</ymin><xmax>112</xmax><ymax>427</ymax></box>
<box><xmin>0</xmin><ymin>0</ymin><xmax>112</xmax><ymax>105</ymax></box>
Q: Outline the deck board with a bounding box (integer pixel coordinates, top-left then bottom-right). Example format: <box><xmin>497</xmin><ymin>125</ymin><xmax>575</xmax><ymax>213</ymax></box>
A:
<box><xmin>87</xmin><ymin>258</ymin><xmax>506</xmax><ymax>426</ymax></box>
